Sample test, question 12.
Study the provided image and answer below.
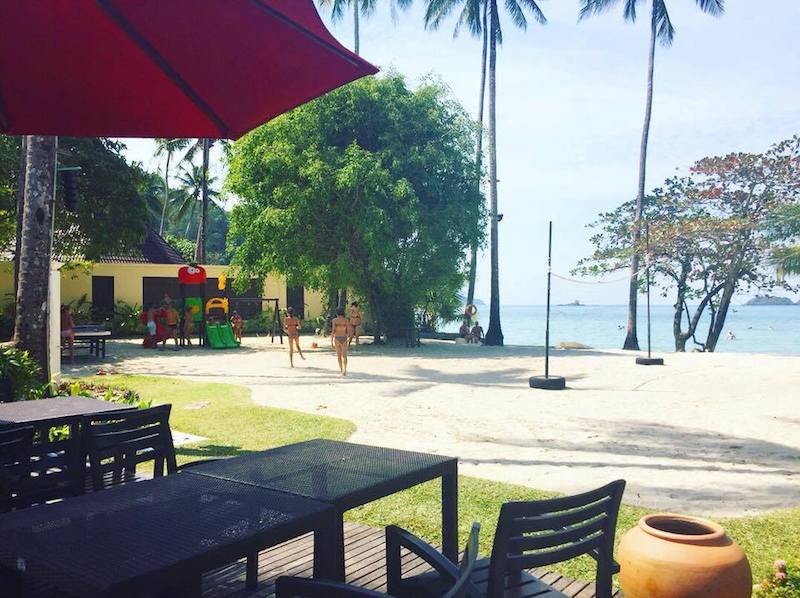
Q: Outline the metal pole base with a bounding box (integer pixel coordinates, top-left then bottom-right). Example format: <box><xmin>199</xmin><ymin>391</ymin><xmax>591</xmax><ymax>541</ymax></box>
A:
<box><xmin>635</xmin><ymin>357</ymin><xmax>664</xmax><ymax>366</ymax></box>
<box><xmin>529</xmin><ymin>375</ymin><xmax>566</xmax><ymax>390</ymax></box>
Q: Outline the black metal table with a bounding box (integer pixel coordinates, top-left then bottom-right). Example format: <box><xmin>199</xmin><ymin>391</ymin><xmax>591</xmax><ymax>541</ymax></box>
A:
<box><xmin>72</xmin><ymin>326</ymin><xmax>112</xmax><ymax>359</ymax></box>
<box><xmin>0</xmin><ymin>396</ymin><xmax>136</xmax><ymax>504</ymax></box>
<box><xmin>0</xmin><ymin>473</ymin><xmax>338</xmax><ymax>597</ymax></box>
<box><xmin>182</xmin><ymin>439</ymin><xmax>459</xmax><ymax>581</ymax></box>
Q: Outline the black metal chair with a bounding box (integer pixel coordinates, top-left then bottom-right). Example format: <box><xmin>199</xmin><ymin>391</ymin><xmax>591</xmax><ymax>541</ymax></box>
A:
<box><xmin>276</xmin><ymin>522</ymin><xmax>481</xmax><ymax>598</ymax></box>
<box><xmin>0</xmin><ymin>425</ymin><xmax>34</xmax><ymax>513</ymax></box>
<box><xmin>83</xmin><ymin>404</ymin><xmax>178</xmax><ymax>491</ymax></box>
<box><xmin>389</xmin><ymin>480</ymin><xmax>626</xmax><ymax>598</ymax></box>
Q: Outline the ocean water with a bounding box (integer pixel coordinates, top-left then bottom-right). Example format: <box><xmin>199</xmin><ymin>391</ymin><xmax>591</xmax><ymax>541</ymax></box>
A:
<box><xmin>444</xmin><ymin>304</ymin><xmax>800</xmax><ymax>354</ymax></box>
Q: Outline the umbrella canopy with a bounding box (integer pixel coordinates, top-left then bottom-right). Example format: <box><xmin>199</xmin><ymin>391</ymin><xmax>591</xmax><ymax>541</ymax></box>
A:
<box><xmin>0</xmin><ymin>0</ymin><xmax>377</xmax><ymax>139</ymax></box>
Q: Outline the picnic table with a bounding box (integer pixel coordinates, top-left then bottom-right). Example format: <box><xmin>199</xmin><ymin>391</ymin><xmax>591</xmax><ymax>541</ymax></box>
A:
<box><xmin>70</xmin><ymin>325</ymin><xmax>112</xmax><ymax>359</ymax></box>
<box><xmin>0</xmin><ymin>473</ymin><xmax>339</xmax><ymax>597</ymax></box>
<box><xmin>183</xmin><ymin>438</ymin><xmax>459</xmax><ymax>582</ymax></box>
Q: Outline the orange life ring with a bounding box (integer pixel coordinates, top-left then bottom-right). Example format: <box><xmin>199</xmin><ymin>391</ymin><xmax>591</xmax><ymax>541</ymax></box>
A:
<box><xmin>465</xmin><ymin>304</ymin><xmax>478</xmax><ymax>317</ymax></box>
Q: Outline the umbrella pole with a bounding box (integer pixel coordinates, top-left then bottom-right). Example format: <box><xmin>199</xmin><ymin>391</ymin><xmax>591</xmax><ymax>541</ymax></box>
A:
<box><xmin>530</xmin><ymin>221</ymin><xmax>565</xmax><ymax>390</ymax></box>
<box><xmin>636</xmin><ymin>219</ymin><xmax>664</xmax><ymax>366</ymax></box>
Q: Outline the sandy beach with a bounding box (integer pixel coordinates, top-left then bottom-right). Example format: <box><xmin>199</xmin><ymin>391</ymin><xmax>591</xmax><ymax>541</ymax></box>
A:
<box><xmin>65</xmin><ymin>336</ymin><xmax>800</xmax><ymax>517</ymax></box>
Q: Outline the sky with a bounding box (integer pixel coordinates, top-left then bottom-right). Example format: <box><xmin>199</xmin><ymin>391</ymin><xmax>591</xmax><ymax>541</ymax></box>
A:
<box><xmin>120</xmin><ymin>0</ymin><xmax>800</xmax><ymax>305</ymax></box>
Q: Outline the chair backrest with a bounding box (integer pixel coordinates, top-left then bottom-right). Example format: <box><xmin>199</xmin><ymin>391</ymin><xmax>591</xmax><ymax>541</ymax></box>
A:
<box><xmin>487</xmin><ymin>480</ymin><xmax>626</xmax><ymax>598</ymax></box>
<box><xmin>444</xmin><ymin>522</ymin><xmax>481</xmax><ymax>598</ymax></box>
<box><xmin>0</xmin><ymin>425</ymin><xmax>34</xmax><ymax>512</ymax></box>
<box><xmin>83</xmin><ymin>404</ymin><xmax>177</xmax><ymax>491</ymax></box>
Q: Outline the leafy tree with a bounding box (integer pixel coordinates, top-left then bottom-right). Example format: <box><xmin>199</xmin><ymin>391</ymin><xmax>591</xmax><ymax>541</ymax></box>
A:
<box><xmin>53</xmin><ymin>137</ymin><xmax>149</xmax><ymax>261</ymax></box>
<box><xmin>318</xmin><ymin>0</ymin><xmax>412</xmax><ymax>55</ymax></box>
<box><xmin>579</xmin><ymin>0</ymin><xmax>725</xmax><ymax>351</ymax></box>
<box><xmin>226</xmin><ymin>74</ymin><xmax>484</xmax><ymax>340</ymax></box>
<box><xmin>425</xmin><ymin>0</ymin><xmax>546</xmax><ymax>346</ymax></box>
<box><xmin>424</xmin><ymin>0</ymin><xmax>488</xmax><ymax>314</ymax></box>
<box><xmin>769</xmin><ymin>203</ymin><xmax>800</xmax><ymax>276</ymax></box>
<box><xmin>153</xmin><ymin>138</ymin><xmax>189</xmax><ymax>235</ymax></box>
<box><xmin>577</xmin><ymin>137</ymin><xmax>799</xmax><ymax>351</ymax></box>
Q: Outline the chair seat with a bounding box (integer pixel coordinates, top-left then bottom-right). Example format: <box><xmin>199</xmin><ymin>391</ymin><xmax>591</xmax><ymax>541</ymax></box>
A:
<box><xmin>398</xmin><ymin>557</ymin><xmax>566</xmax><ymax>597</ymax></box>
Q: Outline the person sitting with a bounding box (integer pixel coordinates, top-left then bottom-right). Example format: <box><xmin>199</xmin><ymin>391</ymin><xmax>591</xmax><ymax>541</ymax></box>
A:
<box><xmin>469</xmin><ymin>321</ymin><xmax>484</xmax><ymax>344</ymax></box>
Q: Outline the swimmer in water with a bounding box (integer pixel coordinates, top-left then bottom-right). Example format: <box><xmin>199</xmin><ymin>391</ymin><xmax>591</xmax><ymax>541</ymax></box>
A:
<box><xmin>726</xmin><ymin>330</ymin><xmax>736</xmax><ymax>341</ymax></box>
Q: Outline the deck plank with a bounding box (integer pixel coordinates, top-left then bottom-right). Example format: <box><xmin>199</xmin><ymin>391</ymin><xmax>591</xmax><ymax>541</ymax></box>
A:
<box><xmin>201</xmin><ymin>522</ymin><xmax>616</xmax><ymax>598</ymax></box>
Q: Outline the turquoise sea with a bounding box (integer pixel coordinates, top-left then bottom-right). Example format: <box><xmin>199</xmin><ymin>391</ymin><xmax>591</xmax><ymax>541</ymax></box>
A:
<box><xmin>444</xmin><ymin>304</ymin><xmax>800</xmax><ymax>354</ymax></box>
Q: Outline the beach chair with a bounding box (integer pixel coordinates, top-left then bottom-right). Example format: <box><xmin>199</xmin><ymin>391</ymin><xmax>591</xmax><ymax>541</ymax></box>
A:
<box><xmin>276</xmin><ymin>522</ymin><xmax>480</xmax><ymax>598</ymax></box>
<box><xmin>389</xmin><ymin>480</ymin><xmax>626</xmax><ymax>598</ymax></box>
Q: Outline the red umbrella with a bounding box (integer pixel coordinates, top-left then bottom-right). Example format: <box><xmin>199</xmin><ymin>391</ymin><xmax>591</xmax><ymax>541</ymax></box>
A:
<box><xmin>0</xmin><ymin>0</ymin><xmax>377</xmax><ymax>139</ymax></box>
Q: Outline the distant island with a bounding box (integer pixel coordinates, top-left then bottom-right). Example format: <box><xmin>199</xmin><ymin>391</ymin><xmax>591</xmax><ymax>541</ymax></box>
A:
<box><xmin>744</xmin><ymin>295</ymin><xmax>796</xmax><ymax>306</ymax></box>
<box><xmin>559</xmin><ymin>300</ymin><xmax>584</xmax><ymax>306</ymax></box>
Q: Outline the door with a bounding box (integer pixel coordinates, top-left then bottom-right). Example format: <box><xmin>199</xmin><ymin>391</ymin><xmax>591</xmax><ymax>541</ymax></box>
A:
<box><xmin>286</xmin><ymin>286</ymin><xmax>305</xmax><ymax>319</ymax></box>
<box><xmin>91</xmin><ymin>276</ymin><xmax>115</xmax><ymax>322</ymax></box>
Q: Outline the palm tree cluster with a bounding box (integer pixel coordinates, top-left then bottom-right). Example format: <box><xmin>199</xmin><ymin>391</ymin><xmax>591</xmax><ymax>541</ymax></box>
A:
<box><xmin>320</xmin><ymin>0</ymin><xmax>725</xmax><ymax>347</ymax></box>
<box><xmin>151</xmin><ymin>138</ymin><xmax>225</xmax><ymax>263</ymax></box>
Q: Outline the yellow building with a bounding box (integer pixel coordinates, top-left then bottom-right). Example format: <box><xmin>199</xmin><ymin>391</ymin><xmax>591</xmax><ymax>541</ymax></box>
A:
<box><xmin>0</xmin><ymin>229</ymin><xmax>325</xmax><ymax>320</ymax></box>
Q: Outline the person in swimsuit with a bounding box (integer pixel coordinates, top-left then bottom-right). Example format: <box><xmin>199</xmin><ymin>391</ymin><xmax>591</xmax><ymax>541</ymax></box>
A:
<box><xmin>60</xmin><ymin>305</ymin><xmax>75</xmax><ymax>361</ymax></box>
<box><xmin>164</xmin><ymin>302</ymin><xmax>179</xmax><ymax>350</ymax></box>
<box><xmin>231</xmin><ymin>310</ymin><xmax>243</xmax><ymax>343</ymax></box>
<box><xmin>182</xmin><ymin>306</ymin><xmax>194</xmax><ymax>346</ymax></box>
<box><xmin>283</xmin><ymin>307</ymin><xmax>305</xmax><ymax>367</ymax></box>
<box><xmin>348</xmin><ymin>302</ymin><xmax>363</xmax><ymax>346</ymax></box>
<box><xmin>331</xmin><ymin>307</ymin><xmax>350</xmax><ymax>376</ymax></box>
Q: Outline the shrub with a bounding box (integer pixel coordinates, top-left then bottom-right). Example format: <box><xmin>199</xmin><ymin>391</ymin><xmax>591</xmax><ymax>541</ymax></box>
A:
<box><xmin>54</xmin><ymin>380</ymin><xmax>151</xmax><ymax>409</ymax></box>
<box><xmin>0</xmin><ymin>347</ymin><xmax>44</xmax><ymax>401</ymax></box>
<box><xmin>241</xmin><ymin>309</ymin><xmax>276</xmax><ymax>334</ymax></box>
<box><xmin>755</xmin><ymin>560</ymin><xmax>800</xmax><ymax>598</ymax></box>
<box><xmin>0</xmin><ymin>302</ymin><xmax>14</xmax><ymax>342</ymax></box>
<box><xmin>111</xmin><ymin>301</ymin><xmax>147</xmax><ymax>337</ymax></box>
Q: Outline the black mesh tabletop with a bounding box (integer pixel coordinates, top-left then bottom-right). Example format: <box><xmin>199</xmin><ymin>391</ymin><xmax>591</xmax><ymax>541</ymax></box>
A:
<box><xmin>183</xmin><ymin>439</ymin><xmax>457</xmax><ymax>509</ymax></box>
<box><xmin>0</xmin><ymin>396</ymin><xmax>133</xmax><ymax>428</ymax></box>
<box><xmin>0</xmin><ymin>473</ymin><xmax>334</xmax><ymax>597</ymax></box>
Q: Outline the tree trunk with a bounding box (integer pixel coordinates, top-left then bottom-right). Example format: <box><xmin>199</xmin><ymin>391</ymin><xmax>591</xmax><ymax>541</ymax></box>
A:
<box><xmin>195</xmin><ymin>138</ymin><xmax>210</xmax><ymax>264</ymax></box>
<box><xmin>705</xmin><ymin>256</ymin><xmax>742</xmax><ymax>351</ymax></box>
<box><xmin>466</xmin><ymin>2</ymin><xmax>489</xmax><ymax>309</ymax></box>
<box><xmin>13</xmin><ymin>136</ymin><xmax>27</xmax><ymax>299</ymax></box>
<box><xmin>159</xmin><ymin>152</ymin><xmax>170</xmax><ymax>235</ymax></box>
<box><xmin>353</xmin><ymin>0</ymin><xmax>360</xmax><ymax>55</ymax></box>
<box><xmin>624</xmin><ymin>3</ymin><xmax>658</xmax><ymax>351</ymax></box>
<box><xmin>14</xmin><ymin>136</ymin><xmax>57</xmax><ymax>382</ymax></box>
<box><xmin>483</xmin><ymin>4</ymin><xmax>503</xmax><ymax>346</ymax></box>
<box><xmin>672</xmin><ymin>262</ymin><xmax>690</xmax><ymax>351</ymax></box>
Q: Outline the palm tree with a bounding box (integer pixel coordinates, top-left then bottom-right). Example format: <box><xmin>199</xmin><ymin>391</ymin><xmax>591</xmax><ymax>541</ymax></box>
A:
<box><xmin>579</xmin><ymin>0</ymin><xmax>724</xmax><ymax>350</ymax></box>
<box><xmin>175</xmin><ymin>162</ymin><xmax>221</xmax><ymax>261</ymax></box>
<box><xmin>427</xmin><ymin>0</ymin><xmax>546</xmax><ymax>346</ymax></box>
<box><xmin>153</xmin><ymin>138</ymin><xmax>189</xmax><ymax>236</ymax></box>
<box><xmin>183</xmin><ymin>138</ymin><xmax>228</xmax><ymax>263</ymax></box>
<box><xmin>425</xmin><ymin>0</ymin><xmax>488</xmax><ymax>312</ymax></box>
<box><xmin>318</xmin><ymin>0</ymin><xmax>412</xmax><ymax>55</ymax></box>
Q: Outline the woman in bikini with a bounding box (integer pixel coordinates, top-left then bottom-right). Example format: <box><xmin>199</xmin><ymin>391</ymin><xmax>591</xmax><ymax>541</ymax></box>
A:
<box><xmin>331</xmin><ymin>307</ymin><xmax>350</xmax><ymax>376</ymax></box>
<box><xmin>283</xmin><ymin>307</ymin><xmax>305</xmax><ymax>367</ymax></box>
<box><xmin>348</xmin><ymin>301</ymin><xmax>362</xmax><ymax>346</ymax></box>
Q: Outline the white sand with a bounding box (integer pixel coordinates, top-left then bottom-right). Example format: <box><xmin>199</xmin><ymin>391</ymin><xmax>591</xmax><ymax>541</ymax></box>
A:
<box><xmin>65</xmin><ymin>337</ymin><xmax>800</xmax><ymax>516</ymax></box>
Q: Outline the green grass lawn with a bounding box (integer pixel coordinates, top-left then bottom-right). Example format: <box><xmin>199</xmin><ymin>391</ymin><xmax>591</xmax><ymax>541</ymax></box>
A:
<box><xmin>81</xmin><ymin>375</ymin><xmax>798</xmax><ymax>587</ymax></box>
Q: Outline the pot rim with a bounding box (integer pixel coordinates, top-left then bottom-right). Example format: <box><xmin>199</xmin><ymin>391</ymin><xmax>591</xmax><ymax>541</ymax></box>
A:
<box><xmin>639</xmin><ymin>513</ymin><xmax>726</xmax><ymax>544</ymax></box>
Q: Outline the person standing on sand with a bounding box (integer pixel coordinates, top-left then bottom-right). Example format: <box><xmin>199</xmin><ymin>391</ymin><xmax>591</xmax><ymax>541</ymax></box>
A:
<box><xmin>348</xmin><ymin>302</ymin><xmax>362</xmax><ymax>346</ymax></box>
<box><xmin>164</xmin><ymin>302</ymin><xmax>179</xmax><ymax>350</ymax></box>
<box><xmin>182</xmin><ymin>305</ymin><xmax>194</xmax><ymax>346</ymax></box>
<box><xmin>331</xmin><ymin>307</ymin><xmax>351</xmax><ymax>376</ymax></box>
<box><xmin>231</xmin><ymin>310</ymin><xmax>243</xmax><ymax>343</ymax></box>
<box><xmin>283</xmin><ymin>307</ymin><xmax>305</xmax><ymax>367</ymax></box>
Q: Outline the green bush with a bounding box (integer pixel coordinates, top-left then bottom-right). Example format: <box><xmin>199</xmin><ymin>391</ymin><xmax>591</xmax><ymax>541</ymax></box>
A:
<box><xmin>111</xmin><ymin>301</ymin><xmax>147</xmax><ymax>337</ymax></box>
<box><xmin>241</xmin><ymin>309</ymin><xmax>276</xmax><ymax>334</ymax></box>
<box><xmin>0</xmin><ymin>302</ymin><xmax>14</xmax><ymax>342</ymax></box>
<box><xmin>54</xmin><ymin>380</ymin><xmax>150</xmax><ymax>409</ymax></box>
<box><xmin>0</xmin><ymin>347</ymin><xmax>44</xmax><ymax>401</ymax></box>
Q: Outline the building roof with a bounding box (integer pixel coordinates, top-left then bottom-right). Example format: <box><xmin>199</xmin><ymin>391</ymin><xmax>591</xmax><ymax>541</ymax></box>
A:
<box><xmin>97</xmin><ymin>227</ymin><xmax>186</xmax><ymax>264</ymax></box>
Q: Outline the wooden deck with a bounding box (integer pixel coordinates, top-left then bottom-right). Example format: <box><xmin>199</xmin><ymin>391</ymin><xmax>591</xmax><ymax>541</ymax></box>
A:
<box><xmin>203</xmin><ymin>523</ymin><xmax>622</xmax><ymax>597</ymax></box>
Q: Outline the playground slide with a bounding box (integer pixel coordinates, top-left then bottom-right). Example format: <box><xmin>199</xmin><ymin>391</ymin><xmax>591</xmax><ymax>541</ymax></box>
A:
<box><xmin>206</xmin><ymin>323</ymin><xmax>240</xmax><ymax>349</ymax></box>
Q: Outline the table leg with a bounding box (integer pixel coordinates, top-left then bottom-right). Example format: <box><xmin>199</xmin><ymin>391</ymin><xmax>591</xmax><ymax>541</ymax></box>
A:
<box><xmin>245</xmin><ymin>551</ymin><xmax>259</xmax><ymax>589</ymax></box>
<box><xmin>101</xmin><ymin>338</ymin><xmax>106</xmax><ymax>359</ymax></box>
<box><xmin>314</xmin><ymin>511</ymin><xmax>345</xmax><ymax>581</ymax></box>
<box><xmin>442</xmin><ymin>464</ymin><xmax>458</xmax><ymax>563</ymax></box>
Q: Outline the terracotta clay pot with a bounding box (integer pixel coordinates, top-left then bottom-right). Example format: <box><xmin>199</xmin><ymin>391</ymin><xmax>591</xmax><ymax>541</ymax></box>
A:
<box><xmin>618</xmin><ymin>513</ymin><xmax>752</xmax><ymax>598</ymax></box>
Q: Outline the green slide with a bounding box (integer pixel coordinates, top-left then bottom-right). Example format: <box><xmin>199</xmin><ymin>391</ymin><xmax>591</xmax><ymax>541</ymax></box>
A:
<box><xmin>206</xmin><ymin>323</ymin><xmax>240</xmax><ymax>349</ymax></box>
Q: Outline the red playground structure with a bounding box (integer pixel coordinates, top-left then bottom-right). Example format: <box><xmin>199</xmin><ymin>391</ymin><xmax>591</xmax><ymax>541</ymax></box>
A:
<box><xmin>141</xmin><ymin>307</ymin><xmax>173</xmax><ymax>348</ymax></box>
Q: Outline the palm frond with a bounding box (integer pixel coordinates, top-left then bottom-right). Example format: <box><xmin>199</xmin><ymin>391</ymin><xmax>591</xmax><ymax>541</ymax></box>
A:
<box><xmin>654</xmin><ymin>0</ymin><xmax>675</xmax><ymax>46</ymax></box>
<box><xmin>578</xmin><ymin>0</ymin><xmax>622</xmax><ymax>22</ymax></box>
<box><xmin>517</xmin><ymin>0</ymin><xmax>547</xmax><ymax>25</ymax></box>
<box><xmin>696</xmin><ymin>0</ymin><xmax>724</xmax><ymax>16</ymax></box>
<box><xmin>623</xmin><ymin>0</ymin><xmax>639</xmax><ymax>22</ymax></box>
<box><xmin>773</xmin><ymin>246</ymin><xmax>800</xmax><ymax>276</ymax></box>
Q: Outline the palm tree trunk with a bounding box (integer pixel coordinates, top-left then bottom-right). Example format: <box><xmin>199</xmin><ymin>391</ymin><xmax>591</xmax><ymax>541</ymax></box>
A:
<box><xmin>484</xmin><ymin>3</ymin><xmax>503</xmax><ymax>346</ymax></box>
<box><xmin>13</xmin><ymin>136</ymin><xmax>27</xmax><ymax>299</ymax></box>
<box><xmin>159</xmin><ymin>152</ymin><xmax>170</xmax><ymax>235</ymax></box>
<box><xmin>353</xmin><ymin>0</ymin><xmax>360</xmax><ymax>55</ymax></box>
<box><xmin>14</xmin><ymin>136</ymin><xmax>57</xmax><ymax>382</ymax></box>
<box><xmin>196</xmin><ymin>138</ymin><xmax>210</xmax><ymax>264</ymax></box>
<box><xmin>466</xmin><ymin>1</ymin><xmax>489</xmax><ymax>310</ymax></box>
<box><xmin>623</xmin><ymin>4</ymin><xmax>658</xmax><ymax>351</ymax></box>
